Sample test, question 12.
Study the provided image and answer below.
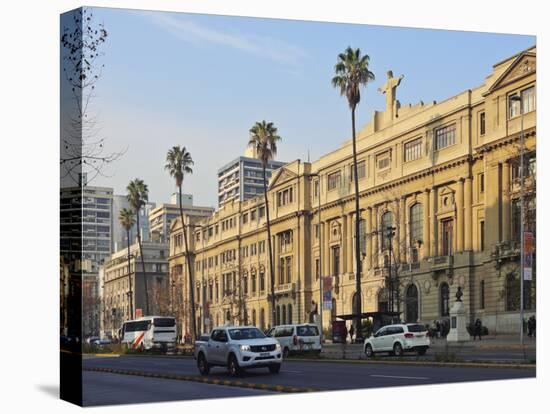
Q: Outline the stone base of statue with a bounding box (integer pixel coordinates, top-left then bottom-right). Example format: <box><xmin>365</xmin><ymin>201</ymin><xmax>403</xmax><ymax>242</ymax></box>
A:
<box><xmin>447</xmin><ymin>300</ymin><xmax>470</xmax><ymax>342</ymax></box>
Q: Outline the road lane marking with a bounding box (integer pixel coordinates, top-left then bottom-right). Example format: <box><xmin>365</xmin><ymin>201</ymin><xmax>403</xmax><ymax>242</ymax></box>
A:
<box><xmin>283</xmin><ymin>370</ymin><xmax>303</xmax><ymax>373</ymax></box>
<box><xmin>370</xmin><ymin>374</ymin><xmax>430</xmax><ymax>380</ymax></box>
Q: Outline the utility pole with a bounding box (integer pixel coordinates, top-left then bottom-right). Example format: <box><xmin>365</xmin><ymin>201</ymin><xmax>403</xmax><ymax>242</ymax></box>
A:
<box><xmin>510</xmin><ymin>94</ymin><xmax>525</xmax><ymax>345</ymax></box>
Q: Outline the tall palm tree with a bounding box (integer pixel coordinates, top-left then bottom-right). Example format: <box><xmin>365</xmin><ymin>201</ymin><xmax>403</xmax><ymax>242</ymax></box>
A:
<box><xmin>248</xmin><ymin>121</ymin><xmax>281</xmax><ymax>328</ymax></box>
<box><xmin>165</xmin><ymin>146</ymin><xmax>197</xmax><ymax>341</ymax></box>
<box><xmin>332</xmin><ymin>47</ymin><xmax>375</xmax><ymax>340</ymax></box>
<box><xmin>119</xmin><ymin>208</ymin><xmax>136</xmax><ymax>320</ymax></box>
<box><xmin>127</xmin><ymin>178</ymin><xmax>150</xmax><ymax>316</ymax></box>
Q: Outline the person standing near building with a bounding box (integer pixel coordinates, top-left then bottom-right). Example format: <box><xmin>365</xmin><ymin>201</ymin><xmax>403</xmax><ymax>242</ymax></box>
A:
<box><xmin>349</xmin><ymin>324</ymin><xmax>355</xmax><ymax>344</ymax></box>
<box><xmin>473</xmin><ymin>318</ymin><xmax>482</xmax><ymax>340</ymax></box>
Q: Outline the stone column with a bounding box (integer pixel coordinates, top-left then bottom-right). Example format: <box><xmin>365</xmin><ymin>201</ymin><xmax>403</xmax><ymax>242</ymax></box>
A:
<box><xmin>324</xmin><ymin>220</ymin><xmax>330</xmax><ymax>276</ymax></box>
<box><xmin>372</xmin><ymin>205</ymin><xmax>379</xmax><ymax>268</ymax></box>
<box><xmin>341</xmin><ymin>214</ymin><xmax>347</xmax><ymax>274</ymax></box>
<box><xmin>366</xmin><ymin>207</ymin><xmax>373</xmax><ymax>269</ymax></box>
<box><xmin>399</xmin><ymin>196</ymin><xmax>407</xmax><ymax>262</ymax></box>
<box><xmin>423</xmin><ymin>189</ymin><xmax>431</xmax><ymax>258</ymax></box>
<box><xmin>502</xmin><ymin>161</ymin><xmax>511</xmax><ymax>242</ymax></box>
<box><xmin>457</xmin><ymin>178</ymin><xmax>464</xmax><ymax>252</ymax></box>
<box><xmin>429</xmin><ymin>187</ymin><xmax>437</xmax><ymax>256</ymax></box>
<box><xmin>347</xmin><ymin>212</ymin><xmax>354</xmax><ymax>273</ymax></box>
<box><xmin>392</xmin><ymin>198</ymin><xmax>400</xmax><ymax>262</ymax></box>
<box><xmin>464</xmin><ymin>177</ymin><xmax>473</xmax><ymax>250</ymax></box>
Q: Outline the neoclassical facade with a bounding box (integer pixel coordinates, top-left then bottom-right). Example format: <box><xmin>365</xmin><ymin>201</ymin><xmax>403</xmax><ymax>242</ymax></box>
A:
<box><xmin>168</xmin><ymin>46</ymin><xmax>536</xmax><ymax>335</ymax></box>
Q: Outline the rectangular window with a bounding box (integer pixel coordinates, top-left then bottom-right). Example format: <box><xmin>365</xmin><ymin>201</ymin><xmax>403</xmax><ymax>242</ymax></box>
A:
<box><xmin>522</xmin><ymin>86</ymin><xmax>535</xmax><ymax>114</ymax></box>
<box><xmin>479</xmin><ymin>173</ymin><xmax>485</xmax><ymax>193</ymax></box>
<box><xmin>332</xmin><ymin>246</ymin><xmax>340</xmax><ymax>276</ymax></box>
<box><xmin>377</xmin><ymin>152</ymin><xmax>391</xmax><ymax>170</ymax></box>
<box><xmin>285</xmin><ymin>257</ymin><xmax>292</xmax><ymax>283</ymax></box>
<box><xmin>434</xmin><ymin>124</ymin><xmax>456</xmax><ymax>150</ymax></box>
<box><xmin>251</xmin><ymin>209</ymin><xmax>256</xmax><ymax>221</ymax></box>
<box><xmin>327</xmin><ymin>171</ymin><xmax>341</xmax><ymax>191</ymax></box>
<box><xmin>315</xmin><ymin>258</ymin><xmax>320</xmax><ymax>280</ymax></box>
<box><xmin>279</xmin><ymin>258</ymin><xmax>285</xmax><ymax>284</ymax></box>
<box><xmin>480</xmin><ymin>220</ymin><xmax>485</xmax><ymax>251</ymax></box>
<box><xmin>314</xmin><ymin>180</ymin><xmax>320</xmax><ymax>198</ymax></box>
<box><xmin>242</xmin><ymin>213</ymin><xmax>248</xmax><ymax>224</ymax></box>
<box><xmin>404</xmin><ymin>138</ymin><xmax>423</xmax><ymax>162</ymax></box>
<box><xmin>259</xmin><ymin>206</ymin><xmax>265</xmax><ymax>218</ymax></box>
<box><xmin>350</xmin><ymin>160</ymin><xmax>366</xmax><ymax>181</ymax></box>
<box><xmin>479</xmin><ymin>112</ymin><xmax>486</xmax><ymax>135</ymax></box>
<box><xmin>509</xmin><ymin>93</ymin><xmax>520</xmax><ymax>118</ymax></box>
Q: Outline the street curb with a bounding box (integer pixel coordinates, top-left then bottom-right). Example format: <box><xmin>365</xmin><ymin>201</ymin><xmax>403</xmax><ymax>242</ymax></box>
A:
<box><xmin>83</xmin><ymin>367</ymin><xmax>319</xmax><ymax>393</ymax></box>
<box><xmin>287</xmin><ymin>357</ymin><xmax>536</xmax><ymax>370</ymax></box>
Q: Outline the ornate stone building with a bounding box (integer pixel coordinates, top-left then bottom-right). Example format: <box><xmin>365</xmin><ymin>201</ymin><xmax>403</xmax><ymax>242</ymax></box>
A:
<box><xmin>168</xmin><ymin>46</ymin><xmax>536</xmax><ymax>336</ymax></box>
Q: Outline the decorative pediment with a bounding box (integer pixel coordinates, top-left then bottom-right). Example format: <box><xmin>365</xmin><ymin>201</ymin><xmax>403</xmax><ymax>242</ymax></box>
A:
<box><xmin>269</xmin><ymin>167</ymin><xmax>298</xmax><ymax>189</ymax></box>
<box><xmin>439</xmin><ymin>186</ymin><xmax>455</xmax><ymax>211</ymax></box>
<box><xmin>486</xmin><ymin>51</ymin><xmax>536</xmax><ymax>95</ymax></box>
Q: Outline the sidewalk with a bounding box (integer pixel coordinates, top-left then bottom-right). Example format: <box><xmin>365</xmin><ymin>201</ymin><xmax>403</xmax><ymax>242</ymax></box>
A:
<box><xmin>318</xmin><ymin>335</ymin><xmax>536</xmax><ymax>361</ymax></box>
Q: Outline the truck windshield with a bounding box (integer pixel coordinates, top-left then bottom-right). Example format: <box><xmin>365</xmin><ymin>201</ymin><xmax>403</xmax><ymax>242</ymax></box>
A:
<box><xmin>228</xmin><ymin>328</ymin><xmax>266</xmax><ymax>340</ymax></box>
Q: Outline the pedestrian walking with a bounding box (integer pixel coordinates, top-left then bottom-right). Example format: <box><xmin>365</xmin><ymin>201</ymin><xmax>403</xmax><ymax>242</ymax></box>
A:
<box><xmin>527</xmin><ymin>315</ymin><xmax>536</xmax><ymax>338</ymax></box>
<box><xmin>473</xmin><ymin>318</ymin><xmax>482</xmax><ymax>340</ymax></box>
<box><xmin>436</xmin><ymin>320</ymin><xmax>441</xmax><ymax>338</ymax></box>
<box><xmin>349</xmin><ymin>324</ymin><xmax>355</xmax><ymax>343</ymax></box>
<box><xmin>342</xmin><ymin>324</ymin><xmax>348</xmax><ymax>344</ymax></box>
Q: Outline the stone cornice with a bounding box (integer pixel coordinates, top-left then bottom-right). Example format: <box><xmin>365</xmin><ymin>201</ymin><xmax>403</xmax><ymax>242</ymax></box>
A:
<box><xmin>474</xmin><ymin>127</ymin><xmax>536</xmax><ymax>154</ymax></box>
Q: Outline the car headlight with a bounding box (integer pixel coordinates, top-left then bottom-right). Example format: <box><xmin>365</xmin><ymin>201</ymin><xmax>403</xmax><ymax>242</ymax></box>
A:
<box><xmin>275</xmin><ymin>343</ymin><xmax>281</xmax><ymax>350</ymax></box>
<box><xmin>240</xmin><ymin>345</ymin><xmax>251</xmax><ymax>352</ymax></box>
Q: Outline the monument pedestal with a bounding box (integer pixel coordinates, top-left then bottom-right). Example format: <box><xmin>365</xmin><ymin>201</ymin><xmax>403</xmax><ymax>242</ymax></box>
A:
<box><xmin>447</xmin><ymin>300</ymin><xmax>470</xmax><ymax>342</ymax></box>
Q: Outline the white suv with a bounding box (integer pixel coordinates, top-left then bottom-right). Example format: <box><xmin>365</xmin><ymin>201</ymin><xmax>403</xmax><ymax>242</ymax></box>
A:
<box><xmin>363</xmin><ymin>324</ymin><xmax>430</xmax><ymax>357</ymax></box>
<box><xmin>267</xmin><ymin>324</ymin><xmax>322</xmax><ymax>357</ymax></box>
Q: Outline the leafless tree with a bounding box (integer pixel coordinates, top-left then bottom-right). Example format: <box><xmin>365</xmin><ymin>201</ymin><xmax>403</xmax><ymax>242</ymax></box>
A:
<box><xmin>60</xmin><ymin>7</ymin><xmax>125</xmax><ymax>185</ymax></box>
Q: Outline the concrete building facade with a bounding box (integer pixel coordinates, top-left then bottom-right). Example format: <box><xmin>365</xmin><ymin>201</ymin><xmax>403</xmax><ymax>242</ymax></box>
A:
<box><xmin>60</xmin><ymin>184</ymin><xmax>114</xmax><ymax>336</ymax></box>
<box><xmin>100</xmin><ymin>241</ymin><xmax>169</xmax><ymax>338</ymax></box>
<box><xmin>169</xmin><ymin>46</ymin><xmax>536</xmax><ymax>336</ymax></box>
<box><xmin>217</xmin><ymin>151</ymin><xmax>287</xmax><ymax>207</ymax></box>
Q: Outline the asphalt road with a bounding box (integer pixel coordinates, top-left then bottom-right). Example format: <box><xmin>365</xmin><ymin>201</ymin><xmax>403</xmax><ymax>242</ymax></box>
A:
<box><xmin>82</xmin><ymin>355</ymin><xmax>535</xmax><ymax>406</ymax></box>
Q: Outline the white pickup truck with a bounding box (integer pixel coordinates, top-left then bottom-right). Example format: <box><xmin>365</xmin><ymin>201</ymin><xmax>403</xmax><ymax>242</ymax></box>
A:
<box><xmin>194</xmin><ymin>326</ymin><xmax>282</xmax><ymax>376</ymax></box>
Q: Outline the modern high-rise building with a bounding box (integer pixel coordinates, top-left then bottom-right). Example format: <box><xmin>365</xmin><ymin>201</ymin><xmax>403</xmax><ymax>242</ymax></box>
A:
<box><xmin>217</xmin><ymin>147</ymin><xmax>287</xmax><ymax>206</ymax></box>
<box><xmin>149</xmin><ymin>195</ymin><xmax>214</xmax><ymax>243</ymax></box>
<box><xmin>112</xmin><ymin>195</ymin><xmax>156</xmax><ymax>253</ymax></box>
<box><xmin>60</xmin><ymin>184</ymin><xmax>114</xmax><ymax>336</ymax></box>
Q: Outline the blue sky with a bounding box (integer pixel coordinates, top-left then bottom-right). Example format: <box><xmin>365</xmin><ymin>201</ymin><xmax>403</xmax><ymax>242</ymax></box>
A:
<box><xmin>84</xmin><ymin>7</ymin><xmax>535</xmax><ymax>207</ymax></box>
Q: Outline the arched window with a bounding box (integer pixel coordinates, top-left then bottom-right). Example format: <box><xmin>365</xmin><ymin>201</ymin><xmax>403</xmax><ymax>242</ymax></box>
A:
<box><xmin>410</xmin><ymin>203</ymin><xmax>423</xmax><ymax>261</ymax></box>
<box><xmin>276</xmin><ymin>305</ymin><xmax>281</xmax><ymax>326</ymax></box>
<box><xmin>282</xmin><ymin>305</ymin><xmax>287</xmax><ymax>325</ymax></box>
<box><xmin>405</xmin><ymin>284</ymin><xmax>419</xmax><ymax>323</ymax></box>
<box><xmin>252</xmin><ymin>309</ymin><xmax>257</xmax><ymax>326</ymax></box>
<box><xmin>226</xmin><ymin>310</ymin><xmax>231</xmax><ymax>323</ymax></box>
<box><xmin>506</xmin><ymin>273</ymin><xmax>519</xmax><ymax>311</ymax></box>
<box><xmin>251</xmin><ymin>272</ymin><xmax>257</xmax><ymax>294</ymax></box>
<box><xmin>287</xmin><ymin>304</ymin><xmax>292</xmax><ymax>324</ymax></box>
<box><xmin>243</xmin><ymin>271</ymin><xmax>248</xmax><ymax>295</ymax></box>
<box><xmin>440</xmin><ymin>283</ymin><xmax>450</xmax><ymax>317</ymax></box>
<box><xmin>381</xmin><ymin>211</ymin><xmax>393</xmax><ymax>250</ymax></box>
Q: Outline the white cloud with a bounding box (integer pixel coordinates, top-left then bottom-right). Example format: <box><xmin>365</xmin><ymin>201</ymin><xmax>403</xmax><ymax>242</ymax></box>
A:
<box><xmin>144</xmin><ymin>12</ymin><xmax>308</xmax><ymax>68</ymax></box>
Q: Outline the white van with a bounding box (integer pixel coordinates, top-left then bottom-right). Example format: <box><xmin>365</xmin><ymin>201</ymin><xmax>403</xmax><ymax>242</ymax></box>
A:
<box><xmin>267</xmin><ymin>324</ymin><xmax>322</xmax><ymax>357</ymax></box>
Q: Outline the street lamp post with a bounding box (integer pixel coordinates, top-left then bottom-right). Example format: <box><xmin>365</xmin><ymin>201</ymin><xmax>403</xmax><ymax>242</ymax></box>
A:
<box><xmin>510</xmin><ymin>94</ymin><xmax>525</xmax><ymax>345</ymax></box>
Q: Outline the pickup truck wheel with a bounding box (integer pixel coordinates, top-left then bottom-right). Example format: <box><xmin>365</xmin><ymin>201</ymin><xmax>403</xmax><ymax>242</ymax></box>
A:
<box><xmin>268</xmin><ymin>364</ymin><xmax>281</xmax><ymax>374</ymax></box>
<box><xmin>393</xmin><ymin>342</ymin><xmax>403</xmax><ymax>357</ymax></box>
<box><xmin>365</xmin><ymin>344</ymin><xmax>374</xmax><ymax>358</ymax></box>
<box><xmin>197</xmin><ymin>353</ymin><xmax>210</xmax><ymax>376</ymax></box>
<box><xmin>228</xmin><ymin>355</ymin><xmax>242</xmax><ymax>377</ymax></box>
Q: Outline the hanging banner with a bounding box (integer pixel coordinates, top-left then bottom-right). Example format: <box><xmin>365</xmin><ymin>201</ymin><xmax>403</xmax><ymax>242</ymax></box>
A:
<box><xmin>524</xmin><ymin>231</ymin><xmax>534</xmax><ymax>281</ymax></box>
<box><xmin>323</xmin><ymin>276</ymin><xmax>333</xmax><ymax>309</ymax></box>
